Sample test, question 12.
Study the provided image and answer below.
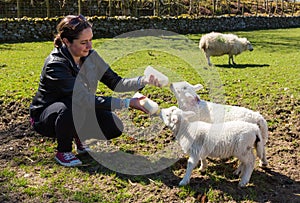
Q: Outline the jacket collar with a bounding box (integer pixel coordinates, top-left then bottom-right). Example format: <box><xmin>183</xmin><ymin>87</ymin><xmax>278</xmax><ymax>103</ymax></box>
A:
<box><xmin>59</xmin><ymin>45</ymin><xmax>78</xmax><ymax>69</ymax></box>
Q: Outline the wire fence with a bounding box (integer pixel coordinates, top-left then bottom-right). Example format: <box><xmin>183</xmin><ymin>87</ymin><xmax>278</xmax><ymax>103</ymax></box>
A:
<box><xmin>1</xmin><ymin>0</ymin><xmax>300</xmax><ymax>18</ymax></box>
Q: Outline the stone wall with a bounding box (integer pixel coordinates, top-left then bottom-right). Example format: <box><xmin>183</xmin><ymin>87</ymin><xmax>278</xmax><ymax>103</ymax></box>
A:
<box><xmin>1</xmin><ymin>16</ymin><xmax>300</xmax><ymax>42</ymax></box>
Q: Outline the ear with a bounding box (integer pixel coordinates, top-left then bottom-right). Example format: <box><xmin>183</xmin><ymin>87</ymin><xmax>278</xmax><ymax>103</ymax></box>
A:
<box><xmin>62</xmin><ymin>38</ymin><xmax>71</xmax><ymax>47</ymax></box>
<box><xmin>182</xmin><ymin>111</ymin><xmax>196</xmax><ymax>119</ymax></box>
<box><xmin>193</xmin><ymin>84</ymin><xmax>203</xmax><ymax>91</ymax></box>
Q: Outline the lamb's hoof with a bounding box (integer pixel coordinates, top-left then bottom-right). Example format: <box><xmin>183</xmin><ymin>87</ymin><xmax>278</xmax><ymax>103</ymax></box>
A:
<box><xmin>259</xmin><ymin>161</ymin><xmax>268</xmax><ymax>168</ymax></box>
<box><xmin>179</xmin><ymin>180</ymin><xmax>189</xmax><ymax>186</ymax></box>
<box><xmin>238</xmin><ymin>182</ymin><xmax>247</xmax><ymax>188</ymax></box>
<box><xmin>233</xmin><ymin>169</ymin><xmax>241</xmax><ymax>177</ymax></box>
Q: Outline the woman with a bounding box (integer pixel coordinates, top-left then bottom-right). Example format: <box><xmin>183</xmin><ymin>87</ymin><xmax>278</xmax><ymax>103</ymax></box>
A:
<box><xmin>29</xmin><ymin>14</ymin><xmax>161</xmax><ymax>167</ymax></box>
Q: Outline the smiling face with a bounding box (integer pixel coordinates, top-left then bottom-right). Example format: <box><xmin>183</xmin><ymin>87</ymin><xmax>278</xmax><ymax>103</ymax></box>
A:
<box><xmin>63</xmin><ymin>27</ymin><xmax>93</xmax><ymax>64</ymax></box>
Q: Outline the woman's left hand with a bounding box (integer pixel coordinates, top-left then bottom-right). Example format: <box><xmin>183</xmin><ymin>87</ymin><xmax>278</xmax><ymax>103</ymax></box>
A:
<box><xmin>129</xmin><ymin>97</ymin><xmax>149</xmax><ymax>114</ymax></box>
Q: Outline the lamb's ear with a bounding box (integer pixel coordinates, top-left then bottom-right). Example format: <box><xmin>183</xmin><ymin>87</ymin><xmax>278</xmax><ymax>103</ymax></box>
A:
<box><xmin>192</xmin><ymin>84</ymin><xmax>203</xmax><ymax>91</ymax></box>
<box><xmin>182</xmin><ymin>111</ymin><xmax>196</xmax><ymax>119</ymax></box>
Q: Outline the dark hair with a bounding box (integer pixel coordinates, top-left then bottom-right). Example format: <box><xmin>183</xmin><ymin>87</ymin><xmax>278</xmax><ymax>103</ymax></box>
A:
<box><xmin>54</xmin><ymin>14</ymin><xmax>93</xmax><ymax>48</ymax></box>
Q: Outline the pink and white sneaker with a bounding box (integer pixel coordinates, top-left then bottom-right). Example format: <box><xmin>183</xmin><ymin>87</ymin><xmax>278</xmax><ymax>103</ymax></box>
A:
<box><xmin>55</xmin><ymin>152</ymin><xmax>82</xmax><ymax>167</ymax></box>
<box><xmin>74</xmin><ymin>136</ymin><xmax>91</xmax><ymax>154</ymax></box>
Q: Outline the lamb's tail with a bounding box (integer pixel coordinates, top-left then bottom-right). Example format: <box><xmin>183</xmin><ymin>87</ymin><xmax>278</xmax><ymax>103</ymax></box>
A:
<box><xmin>199</xmin><ymin>37</ymin><xmax>206</xmax><ymax>51</ymax></box>
<box><xmin>257</xmin><ymin>117</ymin><xmax>269</xmax><ymax>145</ymax></box>
<box><xmin>255</xmin><ymin>131</ymin><xmax>264</xmax><ymax>161</ymax></box>
<box><xmin>255</xmin><ymin>129</ymin><xmax>268</xmax><ymax>167</ymax></box>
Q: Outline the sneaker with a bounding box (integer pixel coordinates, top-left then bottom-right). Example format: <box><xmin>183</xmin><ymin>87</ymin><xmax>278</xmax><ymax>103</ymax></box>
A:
<box><xmin>74</xmin><ymin>136</ymin><xmax>91</xmax><ymax>154</ymax></box>
<box><xmin>55</xmin><ymin>152</ymin><xmax>82</xmax><ymax>167</ymax></box>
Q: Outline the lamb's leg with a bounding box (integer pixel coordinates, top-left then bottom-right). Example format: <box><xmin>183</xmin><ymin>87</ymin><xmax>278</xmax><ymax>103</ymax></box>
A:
<box><xmin>206</xmin><ymin>54</ymin><xmax>212</xmax><ymax>66</ymax></box>
<box><xmin>233</xmin><ymin>162</ymin><xmax>244</xmax><ymax>176</ymax></box>
<box><xmin>199</xmin><ymin>158</ymin><xmax>207</xmax><ymax>172</ymax></box>
<box><xmin>229</xmin><ymin>55</ymin><xmax>236</xmax><ymax>66</ymax></box>
<box><xmin>259</xmin><ymin>148</ymin><xmax>268</xmax><ymax>167</ymax></box>
<box><xmin>238</xmin><ymin>152</ymin><xmax>255</xmax><ymax>188</ymax></box>
<box><xmin>232</xmin><ymin>56</ymin><xmax>236</xmax><ymax>65</ymax></box>
<box><xmin>179</xmin><ymin>154</ymin><xmax>200</xmax><ymax>186</ymax></box>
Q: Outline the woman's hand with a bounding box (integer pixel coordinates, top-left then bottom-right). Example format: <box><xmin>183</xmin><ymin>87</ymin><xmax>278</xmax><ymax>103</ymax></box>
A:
<box><xmin>129</xmin><ymin>97</ymin><xmax>149</xmax><ymax>114</ymax></box>
<box><xmin>142</xmin><ymin>75</ymin><xmax>162</xmax><ymax>87</ymax></box>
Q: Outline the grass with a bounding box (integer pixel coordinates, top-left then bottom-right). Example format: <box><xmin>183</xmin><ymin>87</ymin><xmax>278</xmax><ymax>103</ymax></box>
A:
<box><xmin>0</xmin><ymin>28</ymin><xmax>299</xmax><ymax>202</ymax></box>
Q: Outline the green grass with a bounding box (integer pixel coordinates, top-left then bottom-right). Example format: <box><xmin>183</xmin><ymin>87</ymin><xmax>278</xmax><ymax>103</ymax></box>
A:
<box><xmin>0</xmin><ymin>28</ymin><xmax>299</xmax><ymax>202</ymax></box>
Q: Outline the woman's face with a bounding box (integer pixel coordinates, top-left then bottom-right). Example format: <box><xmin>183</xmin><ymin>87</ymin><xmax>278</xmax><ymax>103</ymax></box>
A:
<box><xmin>66</xmin><ymin>27</ymin><xmax>93</xmax><ymax>61</ymax></box>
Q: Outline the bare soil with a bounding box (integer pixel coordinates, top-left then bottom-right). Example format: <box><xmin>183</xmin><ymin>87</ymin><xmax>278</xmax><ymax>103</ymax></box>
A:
<box><xmin>0</xmin><ymin>97</ymin><xmax>299</xmax><ymax>202</ymax></box>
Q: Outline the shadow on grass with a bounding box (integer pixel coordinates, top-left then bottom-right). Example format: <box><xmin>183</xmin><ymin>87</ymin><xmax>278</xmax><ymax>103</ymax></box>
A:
<box><xmin>1</xmin><ymin>125</ymin><xmax>299</xmax><ymax>203</ymax></box>
<box><xmin>168</xmin><ymin>160</ymin><xmax>300</xmax><ymax>202</ymax></box>
<box><xmin>77</xmin><ymin>151</ymin><xmax>181</xmax><ymax>182</ymax></box>
<box><xmin>215</xmin><ymin>63</ymin><xmax>270</xmax><ymax>69</ymax></box>
<box><xmin>78</xmin><ymin>154</ymin><xmax>300</xmax><ymax>202</ymax></box>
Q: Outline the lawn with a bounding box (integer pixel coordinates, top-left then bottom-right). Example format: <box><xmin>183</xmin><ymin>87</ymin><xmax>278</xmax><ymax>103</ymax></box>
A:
<box><xmin>0</xmin><ymin>28</ymin><xmax>299</xmax><ymax>202</ymax></box>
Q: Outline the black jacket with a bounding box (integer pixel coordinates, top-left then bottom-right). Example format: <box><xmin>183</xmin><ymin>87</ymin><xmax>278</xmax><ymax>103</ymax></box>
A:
<box><xmin>29</xmin><ymin>46</ymin><xmax>144</xmax><ymax>119</ymax></box>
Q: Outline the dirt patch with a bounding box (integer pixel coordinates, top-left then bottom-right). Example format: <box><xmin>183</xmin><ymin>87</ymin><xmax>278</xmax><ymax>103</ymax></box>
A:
<box><xmin>0</xmin><ymin>98</ymin><xmax>299</xmax><ymax>202</ymax></box>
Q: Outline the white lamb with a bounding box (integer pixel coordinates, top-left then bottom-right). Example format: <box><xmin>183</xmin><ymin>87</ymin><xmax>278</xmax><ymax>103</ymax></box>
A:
<box><xmin>199</xmin><ymin>32</ymin><xmax>253</xmax><ymax>66</ymax></box>
<box><xmin>170</xmin><ymin>81</ymin><xmax>268</xmax><ymax>167</ymax></box>
<box><xmin>160</xmin><ymin>106</ymin><xmax>265</xmax><ymax>188</ymax></box>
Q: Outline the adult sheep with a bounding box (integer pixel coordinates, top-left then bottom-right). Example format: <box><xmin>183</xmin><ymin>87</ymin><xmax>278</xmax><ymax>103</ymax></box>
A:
<box><xmin>199</xmin><ymin>32</ymin><xmax>253</xmax><ymax>66</ymax></box>
<box><xmin>160</xmin><ymin>106</ymin><xmax>264</xmax><ymax>187</ymax></box>
<box><xmin>170</xmin><ymin>81</ymin><xmax>268</xmax><ymax>167</ymax></box>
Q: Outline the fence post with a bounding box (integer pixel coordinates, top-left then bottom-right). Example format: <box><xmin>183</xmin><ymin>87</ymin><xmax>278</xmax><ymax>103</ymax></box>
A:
<box><xmin>46</xmin><ymin>0</ymin><xmax>50</xmax><ymax>17</ymax></box>
<box><xmin>17</xmin><ymin>0</ymin><xmax>21</xmax><ymax>18</ymax></box>
<box><xmin>78</xmin><ymin>0</ymin><xmax>82</xmax><ymax>15</ymax></box>
<box><xmin>212</xmin><ymin>0</ymin><xmax>216</xmax><ymax>16</ymax></box>
<box><xmin>154</xmin><ymin>0</ymin><xmax>159</xmax><ymax>16</ymax></box>
<box><xmin>109</xmin><ymin>0</ymin><xmax>112</xmax><ymax>16</ymax></box>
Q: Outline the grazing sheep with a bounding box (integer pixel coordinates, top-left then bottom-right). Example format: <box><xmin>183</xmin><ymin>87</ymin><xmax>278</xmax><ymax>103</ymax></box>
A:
<box><xmin>170</xmin><ymin>81</ymin><xmax>268</xmax><ymax>167</ymax></box>
<box><xmin>199</xmin><ymin>32</ymin><xmax>253</xmax><ymax>66</ymax></box>
<box><xmin>160</xmin><ymin>106</ymin><xmax>264</xmax><ymax>187</ymax></box>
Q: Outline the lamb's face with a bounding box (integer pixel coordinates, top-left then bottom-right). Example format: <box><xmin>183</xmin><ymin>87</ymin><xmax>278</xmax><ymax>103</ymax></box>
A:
<box><xmin>160</xmin><ymin>106</ymin><xmax>182</xmax><ymax>129</ymax></box>
<box><xmin>241</xmin><ymin>38</ymin><xmax>253</xmax><ymax>52</ymax></box>
<box><xmin>170</xmin><ymin>82</ymin><xmax>202</xmax><ymax>110</ymax></box>
<box><xmin>247</xmin><ymin>40</ymin><xmax>253</xmax><ymax>51</ymax></box>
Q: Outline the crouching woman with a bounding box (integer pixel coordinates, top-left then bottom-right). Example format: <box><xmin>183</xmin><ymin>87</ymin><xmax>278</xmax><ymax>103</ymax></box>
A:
<box><xmin>29</xmin><ymin>14</ymin><xmax>160</xmax><ymax>167</ymax></box>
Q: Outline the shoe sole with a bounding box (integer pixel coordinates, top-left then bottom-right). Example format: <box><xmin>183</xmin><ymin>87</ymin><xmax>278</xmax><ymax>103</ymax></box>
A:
<box><xmin>77</xmin><ymin>149</ymin><xmax>91</xmax><ymax>154</ymax></box>
<box><xmin>54</xmin><ymin>157</ymin><xmax>82</xmax><ymax>167</ymax></box>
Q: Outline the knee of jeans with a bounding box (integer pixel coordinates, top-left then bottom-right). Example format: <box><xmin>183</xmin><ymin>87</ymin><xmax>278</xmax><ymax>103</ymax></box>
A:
<box><xmin>57</xmin><ymin>107</ymin><xmax>75</xmax><ymax>129</ymax></box>
<box><xmin>104</xmin><ymin>121</ymin><xmax>124</xmax><ymax>140</ymax></box>
<box><xmin>107</xmin><ymin>129</ymin><xmax>123</xmax><ymax>140</ymax></box>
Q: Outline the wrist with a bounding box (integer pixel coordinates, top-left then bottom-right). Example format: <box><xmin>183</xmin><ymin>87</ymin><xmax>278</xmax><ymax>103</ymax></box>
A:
<box><xmin>139</xmin><ymin>76</ymin><xmax>147</xmax><ymax>86</ymax></box>
<box><xmin>125</xmin><ymin>98</ymin><xmax>131</xmax><ymax>108</ymax></box>
<box><xmin>121</xmin><ymin>98</ymin><xmax>131</xmax><ymax>109</ymax></box>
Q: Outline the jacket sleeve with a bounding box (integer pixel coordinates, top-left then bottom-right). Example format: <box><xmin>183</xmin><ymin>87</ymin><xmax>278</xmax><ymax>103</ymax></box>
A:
<box><xmin>83</xmin><ymin>50</ymin><xmax>145</xmax><ymax>93</ymax></box>
<box><xmin>74</xmin><ymin>50</ymin><xmax>145</xmax><ymax>110</ymax></box>
<box><xmin>40</xmin><ymin>58</ymin><xmax>76</xmax><ymax>100</ymax></box>
<box><xmin>72</xmin><ymin>71</ymin><xmax>124</xmax><ymax>111</ymax></box>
